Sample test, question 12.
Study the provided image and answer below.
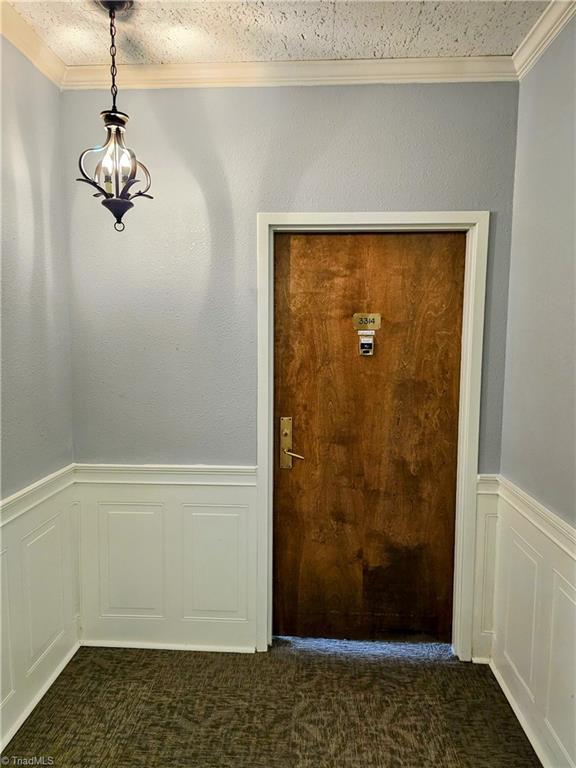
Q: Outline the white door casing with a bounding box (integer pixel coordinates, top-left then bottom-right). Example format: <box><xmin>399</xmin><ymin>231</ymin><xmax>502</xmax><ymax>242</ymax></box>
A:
<box><xmin>256</xmin><ymin>212</ymin><xmax>490</xmax><ymax>659</ymax></box>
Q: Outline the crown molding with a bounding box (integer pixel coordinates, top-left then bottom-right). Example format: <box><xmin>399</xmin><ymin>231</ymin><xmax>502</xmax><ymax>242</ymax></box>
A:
<box><xmin>512</xmin><ymin>0</ymin><xmax>576</xmax><ymax>79</ymax></box>
<box><xmin>60</xmin><ymin>56</ymin><xmax>517</xmax><ymax>89</ymax></box>
<box><xmin>1</xmin><ymin>0</ymin><xmax>574</xmax><ymax>90</ymax></box>
<box><xmin>0</xmin><ymin>1</ymin><xmax>65</xmax><ymax>87</ymax></box>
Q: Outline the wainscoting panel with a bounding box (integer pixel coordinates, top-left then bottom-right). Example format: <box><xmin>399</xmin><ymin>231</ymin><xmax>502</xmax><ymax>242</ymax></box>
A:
<box><xmin>98</xmin><ymin>502</ymin><xmax>165</xmax><ymax>617</ymax></box>
<box><xmin>182</xmin><ymin>505</ymin><xmax>248</xmax><ymax>619</ymax></box>
<box><xmin>546</xmin><ymin>571</ymin><xmax>576</xmax><ymax>766</ymax></box>
<box><xmin>492</xmin><ymin>477</ymin><xmax>576</xmax><ymax>768</ymax></box>
<box><xmin>0</xmin><ymin>467</ymin><xmax>79</xmax><ymax>747</ymax></box>
<box><xmin>473</xmin><ymin>476</ymin><xmax>499</xmax><ymax>660</ymax></box>
<box><xmin>79</xmin><ymin>468</ymin><xmax>258</xmax><ymax>651</ymax></box>
<box><xmin>22</xmin><ymin>515</ymin><xmax>67</xmax><ymax>671</ymax></box>
<box><xmin>1</xmin><ymin>549</ymin><xmax>15</xmax><ymax>708</ymax></box>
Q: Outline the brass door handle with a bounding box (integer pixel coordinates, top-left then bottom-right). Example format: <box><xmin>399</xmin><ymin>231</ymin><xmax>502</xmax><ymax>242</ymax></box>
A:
<box><xmin>283</xmin><ymin>448</ymin><xmax>304</xmax><ymax>460</ymax></box>
<box><xmin>280</xmin><ymin>416</ymin><xmax>304</xmax><ymax>468</ymax></box>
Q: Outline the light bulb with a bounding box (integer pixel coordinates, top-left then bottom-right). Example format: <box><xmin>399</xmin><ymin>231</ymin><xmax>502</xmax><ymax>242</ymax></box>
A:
<box><xmin>97</xmin><ymin>127</ymin><xmax>134</xmax><ymax>196</ymax></box>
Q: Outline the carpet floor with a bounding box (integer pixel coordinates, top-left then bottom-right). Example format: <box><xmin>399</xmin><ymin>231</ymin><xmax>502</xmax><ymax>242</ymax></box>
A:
<box><xmin>3</xmin><ymin>638</ymin><xmax>541</xmax><ymax>768</ymax></box>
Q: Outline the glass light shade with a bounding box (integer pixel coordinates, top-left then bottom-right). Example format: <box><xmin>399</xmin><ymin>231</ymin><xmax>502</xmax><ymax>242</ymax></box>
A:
<box><xmin>77</xmin><ymin>110</ymin><xmax>152</xmax><ymax>231</ymax></box>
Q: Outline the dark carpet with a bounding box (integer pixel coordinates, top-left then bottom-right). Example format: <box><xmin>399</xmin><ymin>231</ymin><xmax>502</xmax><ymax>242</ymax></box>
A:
<box><xmin>3</xmin><ymin>638</ymin><xmax>541</xmax><ymax>768</ymax></box>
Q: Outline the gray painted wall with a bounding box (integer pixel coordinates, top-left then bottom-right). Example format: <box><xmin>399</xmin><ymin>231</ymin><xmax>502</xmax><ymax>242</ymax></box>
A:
<box><xmin>501</xmin><ymin>20</ymin><xmax>576</xmax><ymax>524</ymax></box>
<box><xmin>63</xmin><ymin>81</ymin><xmax>518</xmax><ymax>472</ymax></box>
<box><xmin>1</xmin><ymin>40</ymin><xmax>74</xmax><ymax>497</ymax></box>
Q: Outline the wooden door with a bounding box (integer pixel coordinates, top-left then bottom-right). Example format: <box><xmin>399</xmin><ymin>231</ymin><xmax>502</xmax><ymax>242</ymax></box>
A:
<box><xmin>273</xmin><ymin>232</ymin><xmax>466</xmax><ymax>642</ymax></box>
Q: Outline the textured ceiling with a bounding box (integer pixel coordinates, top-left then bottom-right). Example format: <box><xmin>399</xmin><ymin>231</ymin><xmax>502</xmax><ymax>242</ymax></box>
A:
<box><xmin>9</xmin><ymin>1</ymin><xmax>548</xmax><ymax>66</ymax></box>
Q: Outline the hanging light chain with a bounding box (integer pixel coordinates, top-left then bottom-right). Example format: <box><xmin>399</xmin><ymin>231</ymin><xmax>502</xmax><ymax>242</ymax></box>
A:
<box><xmin>109</xmin><ymin>8</ymin><xmax>118</xmax><ymax>111</ymax></box>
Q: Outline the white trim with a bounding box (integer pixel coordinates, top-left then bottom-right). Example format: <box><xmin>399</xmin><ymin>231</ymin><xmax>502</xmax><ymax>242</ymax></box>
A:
<box><xmin>0</xmin><ymin>465</ymin><xmax>256</xmax><ymax>526</ymax></box>
<box><xmin>3</xmin><ymin>465</ymin><xmax>572</xmax><ymax>754</ymax></box>
<box><xmin>59</xmin><ymin>55</ymin><xmax>516</xmax><ymax>90</ymax></box>
<box><xmin>3</xmin><ymin>0</ymin><xmax>572</xmax><ymax>89</ymax></box>
<box><xmin>477</xmin><ymin>474</ymin><xmax>575</xmax><ymax>553</ymax></box>
<box><xmin>513</xmin><ymin>0</ymin><xmax>576</xmax><ymax>80</ymax></box>
<box><xmin>0</xmin><ymin>1</ymin><xmax>66</xmax><ymax>87</ymax></box>
<box><xmin>477</xmin><ymin>474</ymin><xmax>501</xmax><ymax>496</ymax></box>
<box><xmin>473</xmin><ymin>475</ymin><xmax>500</xmax><ymax>659</ymax></box>
<box><xmin>257</xmin><ymin>211</ymin><xmax>490</xmax><ymax>660</ymax></box>
<box><xmin>79</xmin><ymin>639</ymin><xmax>255</xmax><ymax>653</ymax></box>
<box><xmin>74</xmin><ymin>463</ymin><xmax>257</xmax><ymax>487</ymax></box>
<box><xmin>489</xmin><ymin>659</ymin><xmax>554</xmax><ymax>768</ymax></box>
<box><xmin>0</xmin><ymin>642</ymin><xmax>80</xmax><ymax>751</ymax></box>
<box><xmin>0</xmin><ymin>464</ymin><xmax>75</xmax><ymax>527</ymax></box>
<box><xmin>499</xmin><ymin>476</ymin><xmax>576</xmax><ymax>554</ymax></box>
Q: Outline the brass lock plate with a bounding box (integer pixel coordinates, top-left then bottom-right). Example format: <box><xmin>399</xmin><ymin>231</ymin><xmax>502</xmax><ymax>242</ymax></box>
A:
<box><xmin>280</xmin><ymin>416</ymin><xmax>293</xmax><ymax>469</ymax></box>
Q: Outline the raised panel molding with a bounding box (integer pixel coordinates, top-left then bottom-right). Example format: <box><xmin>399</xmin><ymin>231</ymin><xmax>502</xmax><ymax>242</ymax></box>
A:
<box><xmin>545</xmin><ymin>572</ymin><xmax>576</xmax><ymax>766</ymax></box>
<box><xmin>1</xmin><ymin>550</ymin><xmax>15</xmax><ymax>708</ymax></box>
<box><xmin>78</xmin><ymin>467</ymin><xmax>258</xmax><ymax>651</ymax></box>
<box><xmin>21</xmin><ymin>516</ymin><xmax>66</xmax><ymax>672</ymax></box>
<box><xmin>182</xmin><ymin>505</ymin><xmax>248</xmax><ymax>620</ymax></box>
<box><xmin>98</xmin><ymin>503</ymin><xmax>165</xmax><ymax>618</ymax></box>
<box><xmin>473</xmin><ymin>477</ymin><xmax>499</xmax><ymax>660</ymax></box>
<box><xmin>503</xmin><ymin>530</ymin><xmax>541</xmax><ymax>701</ymax></box>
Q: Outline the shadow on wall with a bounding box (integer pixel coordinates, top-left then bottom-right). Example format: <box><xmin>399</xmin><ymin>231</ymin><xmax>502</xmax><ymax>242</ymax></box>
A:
<box><xmin>137</xmin><ymin>84</ymin><xmax>349</xmax><ymax>417</ymax></box>
<box><xmin>1</xmin><ymin>44</ymin><xmax>72</xmax><ymax>496</ymax></box>
<box><xmin>254</xmin><ymin>88</ymin><xmax>350</xmax><ymax>213</ymax></box>
<box><xmin>147</xmin><ymin>91</ymin><xmax>239</xmax><ymax>342</ymax></box>
<box><xmin>3</xmin><ymin>68</ymin><xmax>52</xmax><ymax>367</ymax></box>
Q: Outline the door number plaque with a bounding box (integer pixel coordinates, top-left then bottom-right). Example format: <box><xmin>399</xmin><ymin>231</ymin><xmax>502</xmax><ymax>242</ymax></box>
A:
<box><xmin>353</xmin><ymin>313</ymin><xmax>381</xmax><ymax>329</ymax></box>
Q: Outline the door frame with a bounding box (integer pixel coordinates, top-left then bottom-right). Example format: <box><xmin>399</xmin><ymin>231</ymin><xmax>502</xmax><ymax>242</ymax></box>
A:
<box><xmin>256</xmin><ymin>211</ymin><xmax>490</xmax><ymax>660</ymax></box>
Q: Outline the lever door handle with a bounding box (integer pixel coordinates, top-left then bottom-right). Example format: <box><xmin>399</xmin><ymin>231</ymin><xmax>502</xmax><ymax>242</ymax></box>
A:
<box><xmin>283</xmin><ymin>448</ymin><xmax>304</xmax><ymax>460</ymax></box>
<box><xmin>280</xmin><ymin>416</ymin><xmax>304</xmax><ymax>468</ymax></box>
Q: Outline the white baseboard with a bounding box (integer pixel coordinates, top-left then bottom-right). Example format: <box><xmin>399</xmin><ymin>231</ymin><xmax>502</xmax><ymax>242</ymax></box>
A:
<box><xmin>79</xmin><ymin>639</ymin><xmax>255</xmax><ymax>653</ymax></box>
<box><xmin>489</xmin><ymin>659</ymin><xmax>554</xmax><ymax>768</ymax></box>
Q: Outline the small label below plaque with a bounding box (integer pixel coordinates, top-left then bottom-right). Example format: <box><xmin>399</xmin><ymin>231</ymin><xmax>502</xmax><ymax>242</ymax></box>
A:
<box><xmin>353</xmin><ymin>313</ymin><xmax>381</xmax><ymax>330</ymax></box>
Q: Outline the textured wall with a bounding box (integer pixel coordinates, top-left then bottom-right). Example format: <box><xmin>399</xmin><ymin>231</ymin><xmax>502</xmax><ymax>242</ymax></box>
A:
<box><xmin>1</xmin><ymin>40</ymin><xmax>74</xmax><ymax>497</ymax></box>
<box><xmin>63</xmin><ymin>81</ymin><xmax>518</xmax><ymax>471</ymax></box>
<box><xmin>501</xmin><ymin>20</ymin><xmax>575</xmax><ymax>524</ymax></box>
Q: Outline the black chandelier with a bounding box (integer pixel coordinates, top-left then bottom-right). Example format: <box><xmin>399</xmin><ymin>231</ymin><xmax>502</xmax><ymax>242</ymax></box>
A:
<box><xmin>77</xmin><ymin>1</ymin><xmax>152</xmax><ymax>231</ymax></box>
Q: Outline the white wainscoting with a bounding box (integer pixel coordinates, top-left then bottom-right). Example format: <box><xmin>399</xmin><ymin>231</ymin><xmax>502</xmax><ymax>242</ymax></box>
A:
<box><xmin>0</xmin><ymin>466</ymin><xmax>79</xmax><ymax>747</ymax></box>
<box><xmin>491</xmin><ymin>477</ymin><xmax>576</xmax><ymax>768</ymax></box>
<box><xmin>473</xmin><ymin>475</ymin><xmax>500</xmax><ymax>661</ymax></box>
<box><xmin>76</xmin><ymin>465</ymin><xmax>258</xmax><ymax>652</ymax></box>
<box><xmin>3</xmin><ymin>464</ymin><xmax>574</xmax><ymax>763</ymax></box>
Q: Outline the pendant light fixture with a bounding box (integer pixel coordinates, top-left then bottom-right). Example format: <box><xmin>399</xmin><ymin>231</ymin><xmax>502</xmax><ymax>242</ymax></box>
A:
<box><xmin>77</xmin><ymin>1</ymin><xmax>152</xmax><ymax>231</ymax></box>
